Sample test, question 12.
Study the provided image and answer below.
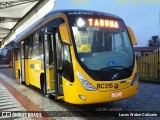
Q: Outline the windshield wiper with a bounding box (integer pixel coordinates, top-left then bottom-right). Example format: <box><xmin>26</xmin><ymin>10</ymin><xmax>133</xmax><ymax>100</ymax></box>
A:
<box><xmin>100</xmin><ymin>66</ymin><xmax>131</xmax><ymax>71</ymax></box>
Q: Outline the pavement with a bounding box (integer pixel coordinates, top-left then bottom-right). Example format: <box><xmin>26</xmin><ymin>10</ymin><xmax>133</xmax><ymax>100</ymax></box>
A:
<box><xmin>0</xmin><ymin>68</ymin><xmax>80</xmax><ymax>120</ymax></box>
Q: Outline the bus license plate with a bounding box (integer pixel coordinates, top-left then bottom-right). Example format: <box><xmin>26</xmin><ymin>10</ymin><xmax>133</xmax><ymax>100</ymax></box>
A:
<box><xmin>111</xmin><ymin>92</ymin><xmax>122</xmax><ymax>98</ymax></box>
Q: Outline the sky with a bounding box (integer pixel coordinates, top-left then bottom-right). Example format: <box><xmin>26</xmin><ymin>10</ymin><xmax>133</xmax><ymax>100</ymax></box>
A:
<box><xmin>54</xmin><ymin>0</ymin><xmax>160</xmax><ymax>47</ymax></box>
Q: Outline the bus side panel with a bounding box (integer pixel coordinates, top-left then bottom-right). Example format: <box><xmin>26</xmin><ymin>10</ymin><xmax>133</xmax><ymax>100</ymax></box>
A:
<box><xmin>15</xmin><ymin>60</ymin><xmax>20</xmax><ymax>79</ymax></box>
<box><xmin>25</xmin><ymin>59</ymin><xmax>30</xmax><ymax>85</ymax></box>
<box><xmin>28</xmin><ymin>59</ymin><xmax>41</xmax><ymax>89</ymax></box>
<box><xmin>46</xmin><ymin>68</ymin><xmax>55</xmax><ymax>90</ymax></box>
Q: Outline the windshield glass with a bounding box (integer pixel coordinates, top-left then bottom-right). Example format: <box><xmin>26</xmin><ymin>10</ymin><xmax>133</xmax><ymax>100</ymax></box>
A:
<box><xmin>72</xmin><ymin>19</ymin><xmax>134</xmax><ymax>71</ymax></box>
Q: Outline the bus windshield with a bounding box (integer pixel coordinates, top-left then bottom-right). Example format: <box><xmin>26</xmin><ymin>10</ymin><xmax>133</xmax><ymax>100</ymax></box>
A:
<box><xmin>72</xmin><ymin>19</ymin><xmax>134</xmax><ymax>71</ymax></box>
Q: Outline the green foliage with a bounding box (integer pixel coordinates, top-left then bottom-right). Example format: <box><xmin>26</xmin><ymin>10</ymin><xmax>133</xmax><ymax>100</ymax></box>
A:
<box><xmin>148</xmin><ymin>35</ymin><xmax>160</xmax><ymax>47</ymax></box>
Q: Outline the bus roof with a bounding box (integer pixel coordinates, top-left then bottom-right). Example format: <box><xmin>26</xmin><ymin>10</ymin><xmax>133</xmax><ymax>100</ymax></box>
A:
<box><xmin>46</xmin><ymin>9</ymin><xmax>121</xmax><ymax>19</ymax></box>
<box><xmin>14</xmin><ymin>9</ymin><xmax>122</xmax><ymax>44</ymax></box>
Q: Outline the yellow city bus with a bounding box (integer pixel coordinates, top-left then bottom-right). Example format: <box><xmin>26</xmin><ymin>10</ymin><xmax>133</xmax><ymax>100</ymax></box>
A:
<box><xmin>13</xmin><ymin>46</ymin><xmax>20</xmax><ymax>79</ymax></box>
<box><xmin>12</xmin><ymin>10</ymin><xmax>138</xmax><ymax>104</ymax></box>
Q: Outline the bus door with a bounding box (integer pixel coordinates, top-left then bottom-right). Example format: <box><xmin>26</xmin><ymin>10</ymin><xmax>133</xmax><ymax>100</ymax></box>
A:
<box><xmin>43</xmin><ymin>28</ymin><xmax>64</xmax><ymax>99</ymax></box>
<box><xmin>53</xmin><ymin>23</ymin><xmax>74</xmax><ymax>100</ymax></box>
<box><xmin>43</xmin><ymin>31</ymin><xmax>55</xmax><ymax>95</ymax></box>
<box><xmin>13</xmin><ymin>47</ymin><xmax>20</xmax><ymax>79</ymax></box>
<box><xmin>12</xmin><ymin>48</ymin><xmax>16</xmax><ymax>78</ymax></box>
<box><xmin>20</xmin><ymin>42</ymin><xmax>25</xmax><ymax>84</ymax></box>
<box><xmin>54</xmin><ymin>28</ymin><xmax>64</xmax><ymax>98</ymax></box>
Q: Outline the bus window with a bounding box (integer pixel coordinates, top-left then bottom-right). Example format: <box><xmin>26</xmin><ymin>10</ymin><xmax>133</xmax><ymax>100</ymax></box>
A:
<box><xmin>44</xmin><ymin>34</ymin><xmax>49</xmax><ymax>65</ymax></box>
<box><xmin>25</xmin><ymin>45</ymin><xmax>29</xmax><ymax>58</ymax></box>
<box><xmin>113</xmin><ymin>33</ymin><xmax>124</xmax><ymax>52</ymax></box>
<box><xmin>55</xmin><ymin>30</ymin><xmax>62</xmax><ymax>69</ymax></box>
<box><xmin>14</xmin><ymin>48</ymin><xmax>19</xmax><ymax>60</ymax></box>
<box><xmin>44</xmin><ymin>32</ymin><xmax>54</xmax><ymax>66</ymax></box>
<box><xmin>73</xmin><ymin>27</ymin><xmax>91</xmax><ymax>52</ymax></box>
<box><xmin>122</xmin><ymin>31</ymin><xmax>132</xmax><ymax>55</ymax></box>
<box><xmin>72</xmin><ymin>24</ymin><xmax>134</xmax><ymax>71</ymax></box>
<box><xmin>63</xmin><ymin>44</ymin><xmax>74</xmax><ymax>82</ymax></box>
<box><xmin>32</xmin><ymin>44</ymin><xmax>40</xmax><ymax>59</ymax></box>
<box><xmin>20</xmin><ymin>43</ymin><xmax>24</xmax><ymax>58</ymax></box>
<box><xmin>91</xmin><ymin>31</ymin><xmax>103</xmax><ymax>53</ymax></box>
<box><xmin>104</xmin><ymin>35</ymin><xmax>112</xmax><ymax>51</ymax></box>
<box><xmin>30</xmin><ymin>32</ymin><xmax>44</xmax><ymax>61</ymax></box>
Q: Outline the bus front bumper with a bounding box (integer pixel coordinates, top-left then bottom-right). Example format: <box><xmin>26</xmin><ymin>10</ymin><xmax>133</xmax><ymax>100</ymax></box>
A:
<box><xmin>64</xmin><ymin>82</ymin><xmax>138</xmax><ymax>104</ymax></box>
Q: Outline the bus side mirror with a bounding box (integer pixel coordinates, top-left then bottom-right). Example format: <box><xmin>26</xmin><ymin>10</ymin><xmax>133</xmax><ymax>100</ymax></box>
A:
<box><xmin>59</xmin><ymin>23</ymin><xmax>71</xmax><ymax>45</ymax></box>
<box><xmin>127</xmin><ymin>26</ymin><xmax>137</xmax><ymax>45</ymax></box>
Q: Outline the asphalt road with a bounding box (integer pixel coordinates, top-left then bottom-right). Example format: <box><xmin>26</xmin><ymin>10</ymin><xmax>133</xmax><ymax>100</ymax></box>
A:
<box><xmin>0</xmin><ymin>68</ymin><xmax>160</xmax><ymax>120</ymax></box>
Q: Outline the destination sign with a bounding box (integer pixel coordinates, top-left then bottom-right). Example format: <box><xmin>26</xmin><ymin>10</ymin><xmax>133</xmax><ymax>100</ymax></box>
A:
<box><xmin>88</xmin><ymin>18</ymin><xmax>119</xmax><ymax>28</ymax></box>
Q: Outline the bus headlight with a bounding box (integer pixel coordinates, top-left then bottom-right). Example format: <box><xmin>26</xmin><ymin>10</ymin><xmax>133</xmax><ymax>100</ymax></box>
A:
<box><xmin>131</xmin><ymin>70</ymin><xmax>138</xmax><ymax>86</ymax></box>
<box><xmin>76</xmin><ymin>71</ymin><xmax>96</xmax><ymax>91</ymax></box>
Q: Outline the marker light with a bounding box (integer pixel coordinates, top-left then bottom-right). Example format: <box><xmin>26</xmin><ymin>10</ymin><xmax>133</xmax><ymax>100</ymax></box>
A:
<box><xmin>79</xmin><ymin>95</ymin><xmax>86</xmax><ymax>100</ymax></box>
<box><xmin>77</xmin><ymin>18</ymin><xmax>85</xmax><ymax>27</ymax></box>
<box><xmin>76</xmin><ymin>71</ymin><xmax>96</xmax><ymax>91</ymax></box>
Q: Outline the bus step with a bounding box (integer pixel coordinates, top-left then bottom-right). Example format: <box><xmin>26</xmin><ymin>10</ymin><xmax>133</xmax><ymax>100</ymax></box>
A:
<box><xmin>47</xmin><ymin>90</ymin><xmax>55</xmax><ymax>94</ymax></box>
<box><xmin>51</xmin><ymin>94</ymin><xmax>64</xmax><ymax>100</ymax></box>
<box><xmin>57</xmin><ymin>96</ymin><xmax>64</xmax><ymax>100</ymax></box>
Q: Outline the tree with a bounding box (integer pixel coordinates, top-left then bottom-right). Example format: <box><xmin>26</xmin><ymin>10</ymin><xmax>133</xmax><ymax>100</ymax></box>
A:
<box><xmin>148</xmin><ymin>35</ymin><xmax>160</xmax><ymax>47</ymax></box>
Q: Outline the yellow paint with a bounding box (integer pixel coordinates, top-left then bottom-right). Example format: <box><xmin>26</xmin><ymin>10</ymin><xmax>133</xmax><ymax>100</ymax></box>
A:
<box><xmin>28</xmin><ymin>59</ymin><xmax>41</xmax><ymax>88</ymax></box>
<box><xmin>79</xmin><ymin>45</ymin><xmax>91</xmax><ymax>52</ymax></box>
<box><xmin>59</xmin><ymin>23</ymin><xmax>71</xmax><ymax>45</ymax></box>
<box><xmin>63</xmin><ymin>77</ymin><xmax>138</xmax><ymax>104</ymax></box>
<box><xmin>57</xmin><ymin>96</ymin><xmax>64</xmax><ymax>99</ymax></box>
<box><xmin>14</xmin><ymin>60</ymin><xmax>20</xmax><ymax>79</ymax></box>
<box><xmin>26</xmin><ymin>59</ymin><xmax>54</xmax><ymax>90</ymax></box>
<box><xmin>127</xmin><ymin>26</ymin><xmax>137</xmax><ymax>45</ymax></box>
<box><xmin>25</xmin><ymin>59</ymin><xmax>30</xmax><ymax>85</ymax></box>
<box><xmin>46</xmin><ymin>67</ymin><xmax>54</xmax><ymax>90</ymax></box>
